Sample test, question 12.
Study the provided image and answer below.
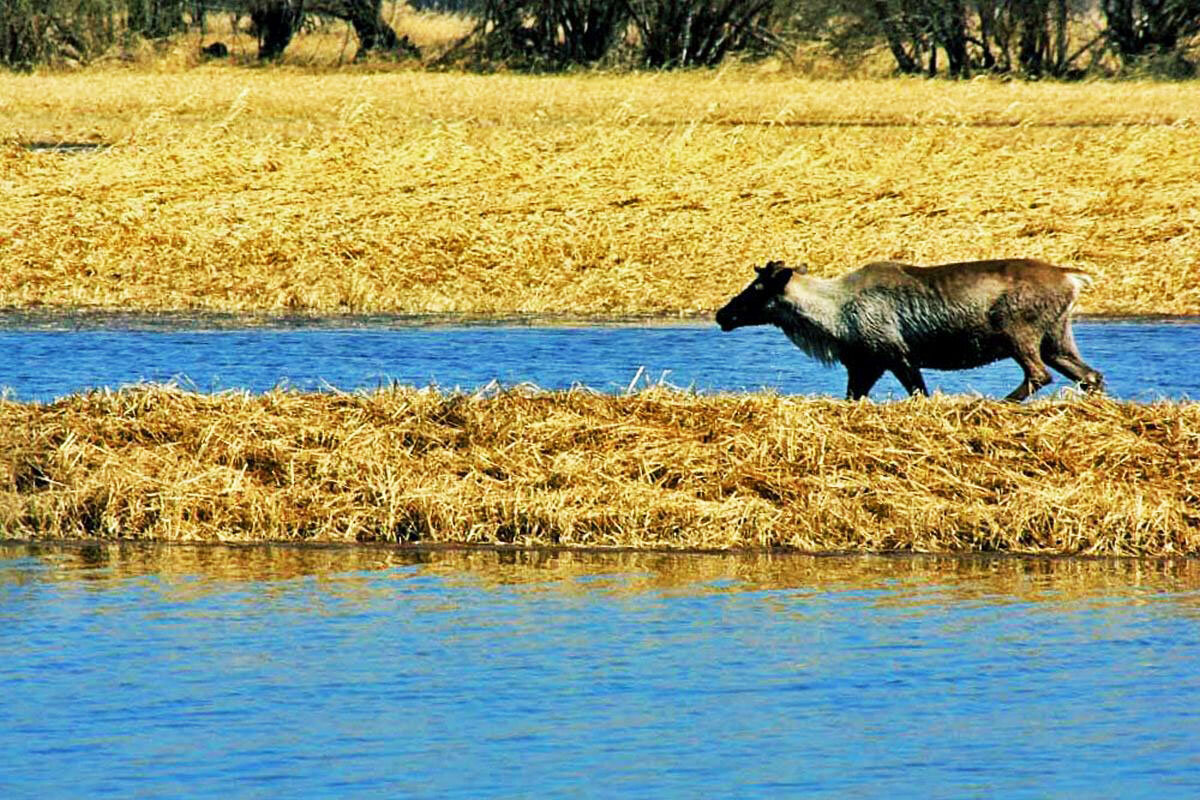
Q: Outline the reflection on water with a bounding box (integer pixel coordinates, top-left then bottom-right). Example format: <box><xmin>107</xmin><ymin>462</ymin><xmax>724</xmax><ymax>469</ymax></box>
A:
<box><xmin>2</xmin><ymin>543</ymin><xmax>1199</xmax><ymax>798</ymax></box>
<box><xmin>6</xmin><ymin>541</ymin><xmax>1200</xmax><ymax>605</ymax></box>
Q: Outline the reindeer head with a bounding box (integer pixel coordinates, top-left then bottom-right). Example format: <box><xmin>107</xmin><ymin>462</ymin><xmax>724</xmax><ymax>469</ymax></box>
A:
<box><xmin>715</xmin><ymin>261</ymin><xmax>802</xmax><ymax>331</ymax></box>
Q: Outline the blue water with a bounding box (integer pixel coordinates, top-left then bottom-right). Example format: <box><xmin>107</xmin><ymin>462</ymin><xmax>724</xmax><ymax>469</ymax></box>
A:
<box><xmin>2</xmin><ymin>318</ymin><xmax>1197</xmax><ymax>402</ymax></box>
<box><xmin>1</xmin><ymin>544</ymin><xmax>1198</xmax><ymax>798</ymax></box>
<box><xmin>4</xmin><ymin>320</ymin><xmax>1199</xmax><ymax>797</ymax></box>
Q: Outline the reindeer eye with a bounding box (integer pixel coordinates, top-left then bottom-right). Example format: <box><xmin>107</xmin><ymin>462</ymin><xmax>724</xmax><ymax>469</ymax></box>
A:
<box><xmin>753</xmin><ymin>283</ymin><xmax>765</xmax><ymax>291</ymax></box>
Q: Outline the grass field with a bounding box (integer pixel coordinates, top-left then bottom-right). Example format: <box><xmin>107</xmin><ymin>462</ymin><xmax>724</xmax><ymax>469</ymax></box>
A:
<box><xmin>2</xmin><ymin>57</ymin><xmax>1198</xmax><ymax>554</ymax></box>
<box><xmin>4</xmin><ymin>385</ymin><xmax>1197</xmax><ymax>555</ymax></box>
<box><xmin>2</xmin><ymin>68</ymin><xmax>1198</xmax><ymax>316</ymax></box>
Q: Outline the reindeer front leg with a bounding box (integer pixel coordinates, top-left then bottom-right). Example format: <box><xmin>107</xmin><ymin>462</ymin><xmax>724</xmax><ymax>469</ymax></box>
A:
<box><xmin>844</xmin><ymin>362</ymin><xmax>885</xmax><ymax>400</ymax></box>
<box><xmin>889</xmin><ymin>360</ymin><xmax>929</xmax><ymax>397</ymax></box>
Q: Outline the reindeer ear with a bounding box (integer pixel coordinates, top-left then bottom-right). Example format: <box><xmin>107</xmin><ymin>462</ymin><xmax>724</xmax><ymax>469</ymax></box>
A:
<box><xmin>754</xmin><ymin>261</ymin><xmax>794</xmax><ymax>288</ymax></box>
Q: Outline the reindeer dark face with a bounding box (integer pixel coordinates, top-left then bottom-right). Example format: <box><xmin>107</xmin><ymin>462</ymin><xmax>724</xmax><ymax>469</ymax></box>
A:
<box><xmin>715</xmin><ymin>261</ymin><xmax>796</xmax><ymax>331</ymax></box>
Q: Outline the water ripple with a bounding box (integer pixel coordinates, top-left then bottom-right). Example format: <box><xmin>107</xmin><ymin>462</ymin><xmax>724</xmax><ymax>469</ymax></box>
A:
<box><xmin>0</xmin><ymin>544</ymin><xmax>1198</xmax><ymax>797</ymax></box>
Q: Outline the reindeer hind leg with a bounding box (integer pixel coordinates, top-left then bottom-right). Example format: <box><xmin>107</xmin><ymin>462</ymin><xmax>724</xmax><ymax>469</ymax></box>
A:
<box><xmin>1041</xmin><ymin>319</ymin><xmax>1106</xmax><ymax>393</ymax></box>
<box><xmin>1008</xmin><ymin>335</ymin><xmax>1053</xmax><ymax>402</ymax></box>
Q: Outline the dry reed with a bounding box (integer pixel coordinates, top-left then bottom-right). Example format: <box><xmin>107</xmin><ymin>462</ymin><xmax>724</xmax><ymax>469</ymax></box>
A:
<box><xmin>1</xmin><ymin>71</ymin><xmax>1198</xmax><ymax>316</ymax></box>
<box><xmin>3</xmin><ymin>385</ymin><xmax>1197</xmax><ymax>556</ymax></box>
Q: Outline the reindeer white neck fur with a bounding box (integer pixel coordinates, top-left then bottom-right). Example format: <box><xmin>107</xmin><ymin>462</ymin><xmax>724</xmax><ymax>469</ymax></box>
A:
<box><xmin>772</xmin><ymin>276</ymin><xmax>849</xmax><ymax>366</ymax></box>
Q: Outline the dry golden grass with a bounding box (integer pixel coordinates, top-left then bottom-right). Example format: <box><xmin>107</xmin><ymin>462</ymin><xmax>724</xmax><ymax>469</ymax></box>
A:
<box><xmin>1</xmin><ymin>69</ymin><xmax>1198</xmax><ymax>316</ymax></box>
<box><xmin>3</xmin><ymin>385</ymin><xmax>1197</xmax><ymax>555</ymax></box>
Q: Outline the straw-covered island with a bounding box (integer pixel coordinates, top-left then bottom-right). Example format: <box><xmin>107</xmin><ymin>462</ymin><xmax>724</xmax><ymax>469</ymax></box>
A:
<box><xmin>2</xmin><ymin>384</ymin><xmax>1196</xmax><ymax>556</ymax></box>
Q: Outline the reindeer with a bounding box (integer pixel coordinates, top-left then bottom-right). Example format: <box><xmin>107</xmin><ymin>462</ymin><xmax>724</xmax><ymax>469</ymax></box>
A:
<box><xmin>715</xmin><ymin>259</ymin><xmax>1105</xmax><ymax>401</ymax></box>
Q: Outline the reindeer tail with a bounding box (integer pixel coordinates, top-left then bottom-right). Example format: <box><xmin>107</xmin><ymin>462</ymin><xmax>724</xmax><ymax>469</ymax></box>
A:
<box><xmin>1064</xmin><ymin>269</ymin><xmax>1095</xmax><ymax>293</ymax></box>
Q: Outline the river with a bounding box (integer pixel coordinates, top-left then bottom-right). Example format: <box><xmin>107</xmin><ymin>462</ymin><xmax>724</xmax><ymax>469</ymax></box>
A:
<box><xmin>2</xmin><ymin>317</ymin><xmax>1197</xmax><ymax>401</ymax></box>
<box><xmin>1</xmin><ymin>543</ymin><xmax>1198</xmax><ymax>798</ymax></box>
